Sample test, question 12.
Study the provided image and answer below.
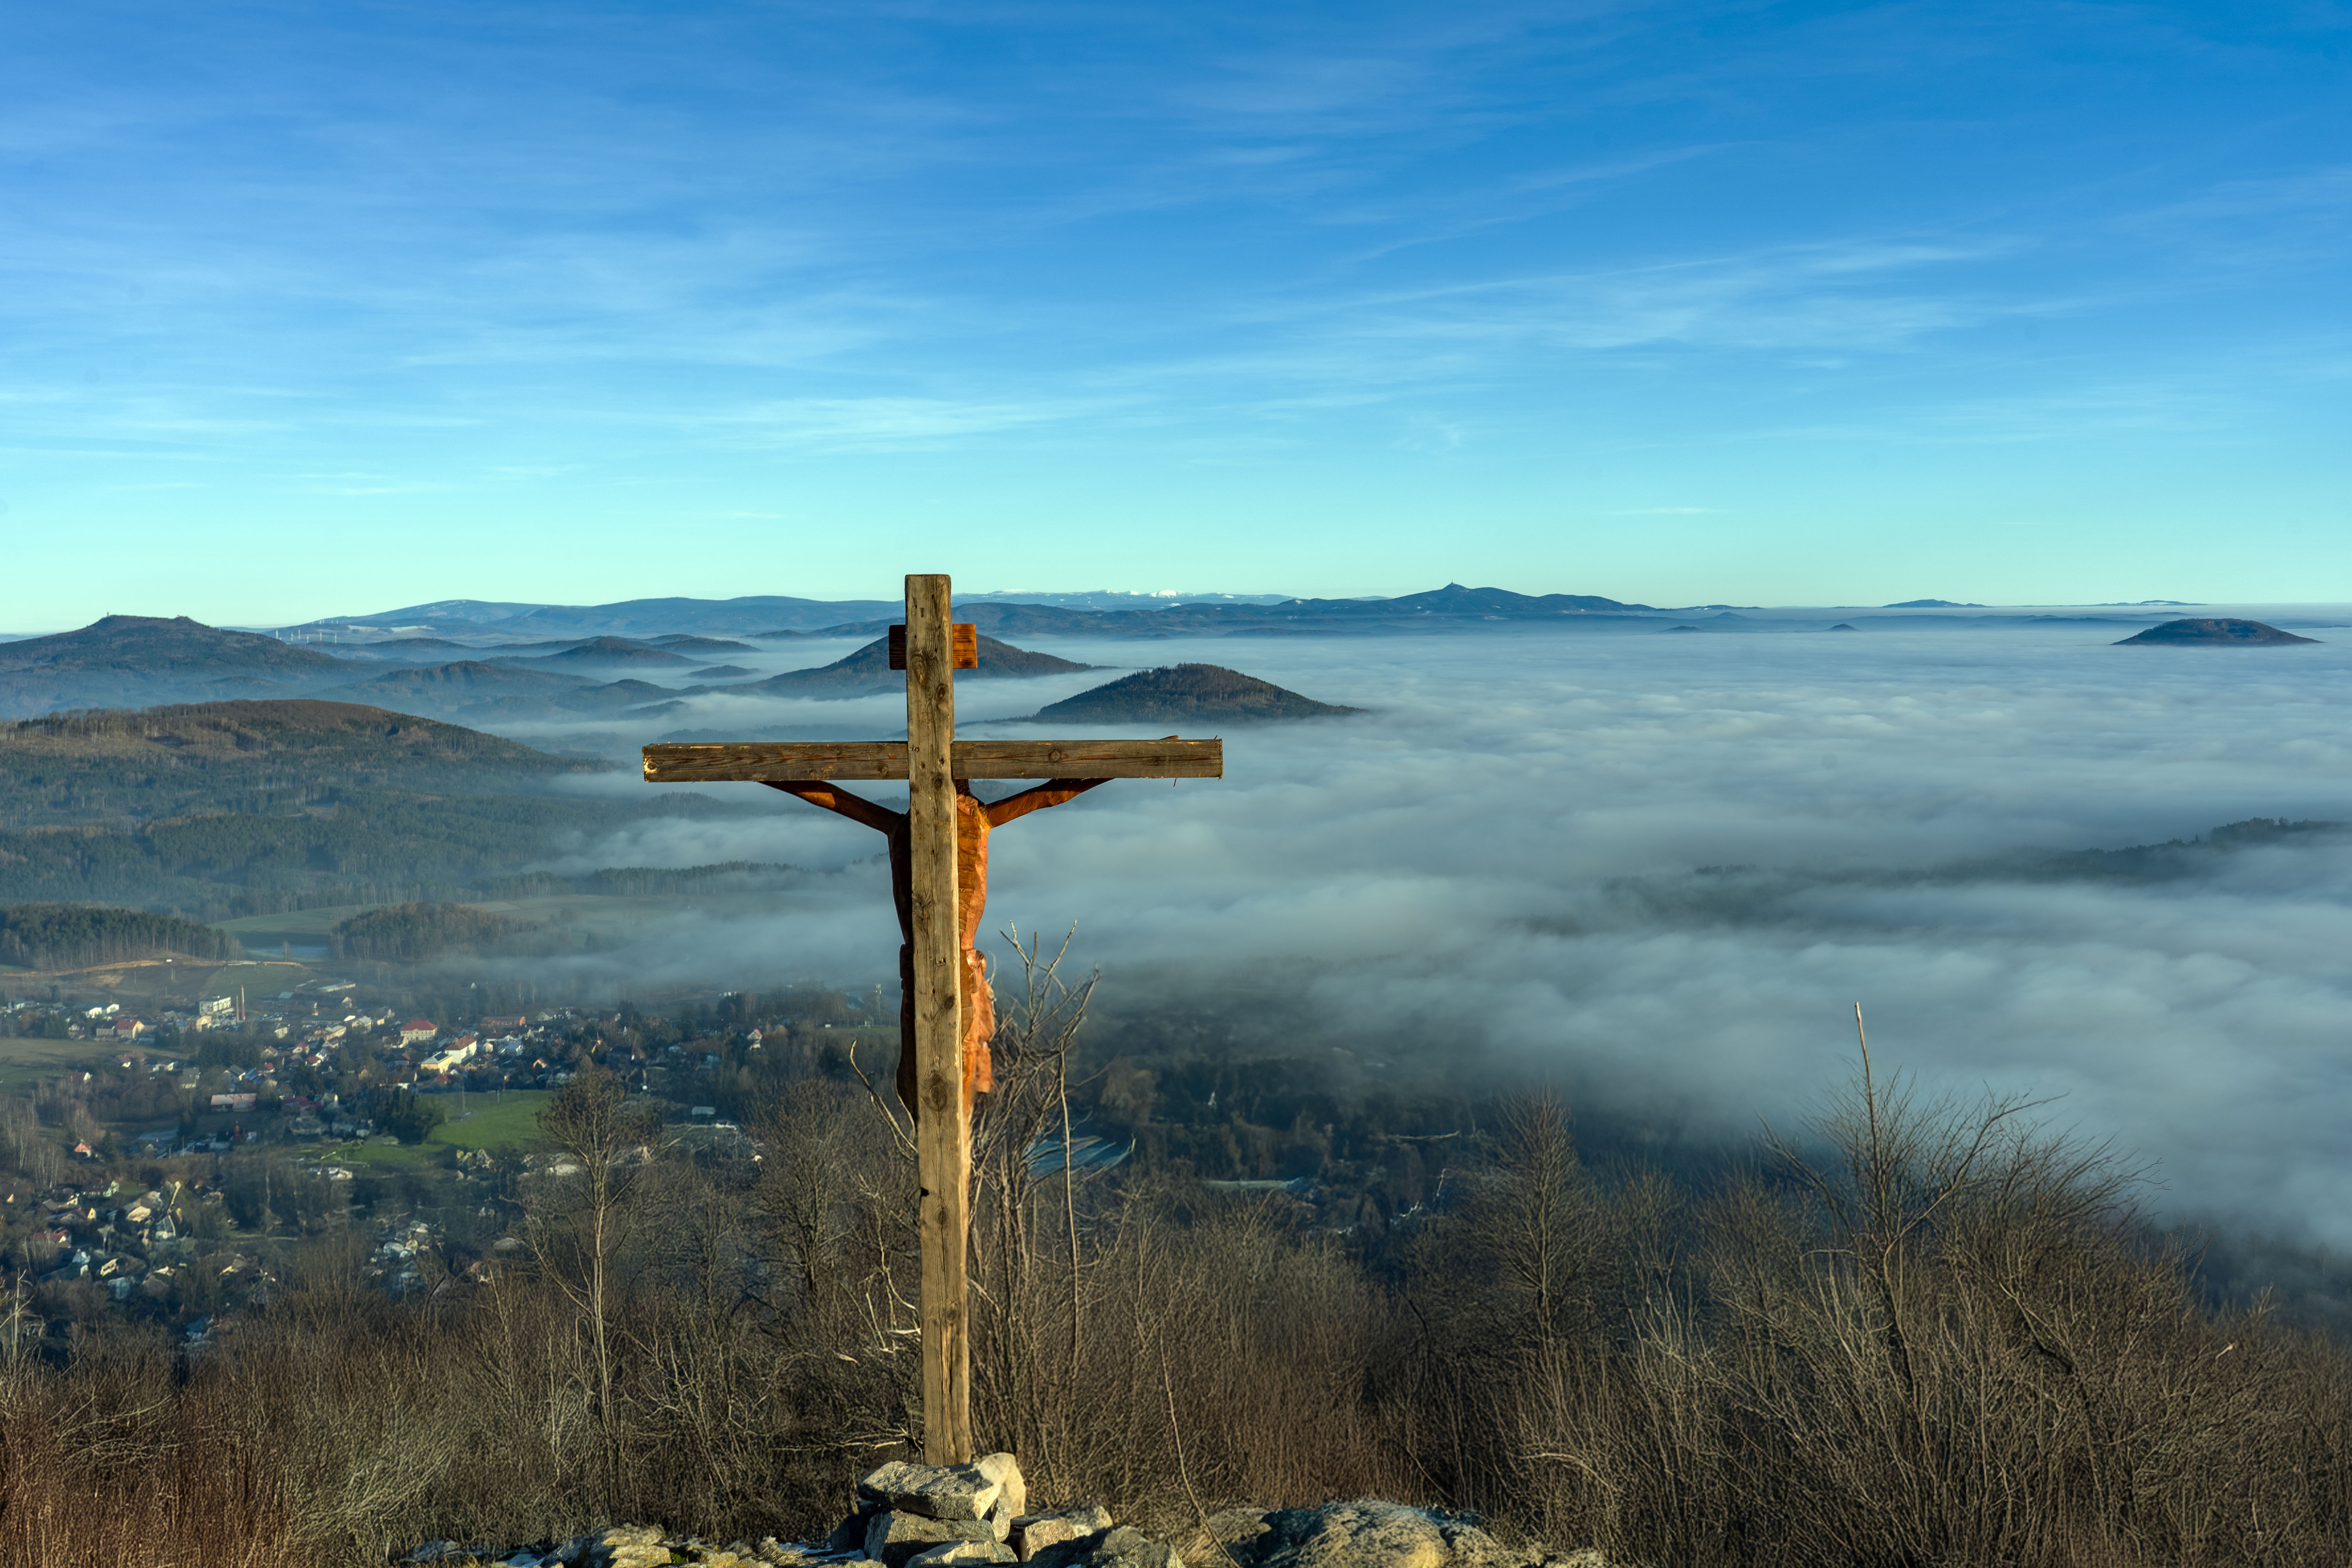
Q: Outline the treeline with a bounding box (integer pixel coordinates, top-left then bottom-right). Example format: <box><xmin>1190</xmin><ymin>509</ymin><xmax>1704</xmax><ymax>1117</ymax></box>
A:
<box><xmin>0</xmin><ymin>902</ymin><xmax>243</xmax><ymax>971</ymax></box>
<box><xmin>330</xmin><ymin>902</ymin><xmax>521</xmax><ymax>962</ymax></box>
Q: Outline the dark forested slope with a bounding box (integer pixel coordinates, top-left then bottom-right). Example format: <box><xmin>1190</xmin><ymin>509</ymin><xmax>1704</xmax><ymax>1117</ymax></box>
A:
<box><xmin>0</xmin><ymin>903</ymin><xmax>244</xmax><ymax>970</ymax></box>
<box><xmin>1</xmin><ymin>700</ymin><xmax>592</xmax><ymax>824</ymax></box>
<box><xmin>0</xmin><ymin>700</ymin><xmax>750</xmax><ymax>916</ymax></box>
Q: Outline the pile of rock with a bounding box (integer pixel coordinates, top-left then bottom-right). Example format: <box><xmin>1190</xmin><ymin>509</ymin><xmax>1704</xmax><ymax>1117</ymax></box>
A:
<box><xmin>405</xmin><ymin>1528</ymin><xmax>820</xmax><ymax>1567</ymax></box>
<box><xmin>400</xmin><ymin>1457</ymin><xmax>1610</xmax><ymax>1568</ymax></box>
<box><xmin>828</xmin><ymin>1454</ymin><xmax>1163</xmax><ymax>1568</ymax></box>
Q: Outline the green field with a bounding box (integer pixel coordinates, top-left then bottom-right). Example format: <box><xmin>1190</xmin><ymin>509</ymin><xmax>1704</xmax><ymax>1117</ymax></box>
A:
<box><xmin>0</xmin><ymin>1036</ymin><xmax>116</xmax><ymax>1088</ymax></box>
<box><xmin>318</xmin><ymin>1136</ymin><xmax>446</xmax><ymax>1169</ymax></box>
<box><xmin>430</xmin><ymin>1090</ymin><xmax>553</xmax><ymax>1149</ymax></box>
<box><xmin>195</xmin><ymin>960</ymin><xmax>319</xmax><ymax>998</ymax></box>
<box><xmin>212</xmin><ymin>906</ymin><xmax>382</xmax><ymax>947</ymax></box>
<box><xmin>312</xmin><ymin>1089</ymin><xmax>554</xmax><ymax>1168</ymax></box>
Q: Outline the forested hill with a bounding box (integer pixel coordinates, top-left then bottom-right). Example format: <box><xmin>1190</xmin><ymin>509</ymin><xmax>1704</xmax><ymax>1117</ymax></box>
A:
<box><xmin>3</xmin><ymin>700</ymin><xmax>599</xmax><ymax>825</ymax></box>
<box><xmin>0</xmin><ymin>700</ymin><xmax>754</xmax><ymax>918</ymax></box>
<box><xmin>720</xmin><ymin>633</ymin><xmax>1094</xmax><ymax>698</ymax></box>
<box><xmin>1031</xmin><ymin>664</ymin><xmax>1359</xmax><ymax>723</ymax></box>
<box><xmin>0</xmin><ymin>904</ymin><xmax>243</xmax><ymax>971</ymax></box>
<box><xmin>0</xmin><ymin>615</ymin><xmax>353</xmax><ymax>715</ymax></box>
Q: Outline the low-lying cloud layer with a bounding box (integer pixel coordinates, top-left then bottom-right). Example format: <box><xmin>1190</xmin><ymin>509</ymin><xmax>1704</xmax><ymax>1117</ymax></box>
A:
<box><xmin>501</xmin><ymin>619</ymin><xmax>2352</xmax><ymax>1243</ymax></box>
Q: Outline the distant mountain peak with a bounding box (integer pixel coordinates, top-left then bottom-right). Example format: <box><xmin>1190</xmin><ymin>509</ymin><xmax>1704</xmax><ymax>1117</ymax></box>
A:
<box><xmin>2114</xmin><ymin>618</ymin><xmax>2318</xmax><ymax>646</ymax></box>
<box><xmin>713</xmin><ymin>633</ymin><xmax>1095</xmax><ymax>701</ymax></box>
<box><xmin>1028</xmin><ymin>664</ymin><xmax>1358</xmax><ymax>724</ymax></box>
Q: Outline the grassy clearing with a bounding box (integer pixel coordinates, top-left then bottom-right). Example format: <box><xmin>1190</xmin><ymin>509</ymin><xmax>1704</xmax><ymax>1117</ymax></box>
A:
<box><xmin>429</xmin><ymin>1090</ymin><xmax>552</xmax><ymax>1150</ymax></box>
<box><xmin>313</xmin><ymin>1137</ymin><xmax>446</xmax><ymax>1170</ymax></box>
<box><xmin>212</xmin><ymin>906</ymin><xmax>382</xmax><ymax>944</ymax></box>
<box><xmin>0</xmin><ymin>1037</ymin><xmax>114</xmax><ymax>1088</ymax></box>
<box><xmin>196</xmin><ymin>960</ymin><xmax>318</xmax><ymax>999</ymax></box>
<box><xmin>307</xmin><ymin>1091</ymin><xmax>553</xmax><ymax>1169</ymax></box>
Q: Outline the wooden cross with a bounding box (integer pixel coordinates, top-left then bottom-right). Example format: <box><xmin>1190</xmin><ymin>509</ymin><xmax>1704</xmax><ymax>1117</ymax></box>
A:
<box><xmin>642</xmin><ymin>573</ymin><xmax>1221</xmax><ymax>1463</ymax></box>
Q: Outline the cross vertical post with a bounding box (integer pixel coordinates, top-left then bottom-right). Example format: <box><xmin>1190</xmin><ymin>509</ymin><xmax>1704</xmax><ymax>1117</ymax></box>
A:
<box><xmin>637</xmin><ymin>576</ymin><xmax>1225</xmax><ymax>1466</ymax></box>
<box><xmin>903</xmin><ymin>572</ymin><xmax>973</xmax><ymax>1463</ymax></box>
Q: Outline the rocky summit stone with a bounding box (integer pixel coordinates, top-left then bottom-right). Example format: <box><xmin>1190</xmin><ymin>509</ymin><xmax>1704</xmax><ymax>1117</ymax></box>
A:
<box><xmin>861</xmin><ymin>1459</ymin><xmax>1006</xmax><ymax>1523</ymax></box>
<box><xmin>906</xmin><ymin>1543</ymin><xmax>1016</xmax><ymax>1568</ymax></box>
<box><xmin>976</xmin><ymin>1453</ymin><xmax>1027</xmax><ymax>1529</ymax></box>
<box><xmin>1011</xmin><ymin>1504</ymin><xmax>1114</xmax><ymax>1562</ymax></box>
<box><xmin>591</xmin><ymin>1526</ymin><xmax>679</xmax><ymax>1568</ymax></box>
<box><xmin>1025</xmin><ymin>1523</ymin><xmax>1183</xmax><ymax>1568</ymax></box>
<box><xmin>606</xmin><ymin>1547</ymin><xmax>679</xmax><ymax>1568</ymax></box>
<box><xmin>1087</xmin><ymin>1526</ymin><xmax>1184</xmax><ymax>1568</ymax></box>
<box><xmin>867</xmin><ymin>1509</ymin><xmax>1000</xmax><ymax>1568</ymax></box>
<box><xmin>1220</xmin><ymin>1501</ymin><xmax>1514</xmax><ymax>1568</ymax></box>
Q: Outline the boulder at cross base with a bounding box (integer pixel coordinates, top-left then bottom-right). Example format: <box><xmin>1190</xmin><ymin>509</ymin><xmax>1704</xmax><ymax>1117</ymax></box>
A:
<box><xmin>593</xmin><ymin>1524</ymin><xmax>679</xmax><ymax>1568</ymax></box>
<box><xmin>907</xmin><ymin>1543</ymin><xmax>1016</xmax><ymax>1567</ymax></box>
<box><xmin>977</xmin><ymin>1452</ymin><xmax>1027</xmax><ymax>1535</ymax></box>
<box><xmin>1013</xmin><ymin>1504</ymin><xmax>1115</xmax><ymax>1561</ymax></box>
<box><xmin>867</xmin><ymin>1512</ymin><xmax>1002</xmax><ymax>1568</ymax></box>
<box><xmin>1024</xmin><ymin>1524</ymin><xmax>1183</xmax><ymax>1568</ymax></box>
<box><xmin>860</xmin><ymin>1455</ymin><xmax>1022</xmax><ymax>1523</ymax></box>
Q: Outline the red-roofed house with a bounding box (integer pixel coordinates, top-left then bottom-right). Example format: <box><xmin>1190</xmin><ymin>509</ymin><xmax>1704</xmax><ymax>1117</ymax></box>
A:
<box><xmin>399</xmin><ymin>1020</ymin><xmax>438</xmax><ymax>1045</ymax></box>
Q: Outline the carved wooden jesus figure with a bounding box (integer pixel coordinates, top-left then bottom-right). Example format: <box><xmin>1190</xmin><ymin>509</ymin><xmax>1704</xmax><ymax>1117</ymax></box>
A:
<box><xmin>766</xmin><ymin>775</ymin><xmax>1109</xmax><ymax>1120</ymax></box>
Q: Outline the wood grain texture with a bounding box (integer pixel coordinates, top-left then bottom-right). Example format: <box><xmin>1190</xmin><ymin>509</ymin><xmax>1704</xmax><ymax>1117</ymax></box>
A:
<box><xmin>888</xmin><ymin>622</ymin><xmax>979</xmax><ymax>670</ymax></box>
<box><xmin>904</xmin><ymin>573</ymin><xmax>973</xmax><ymax>1466</ymax></box>
<box><xmin>642</xmin><ymin>737</ymin><xmax>1223</xmax><ymax>782</ymax></box>
<box><xmin>951</xmin><ymin>738</ymin><xmax>1222</xmax><ymax>778</ymax></box>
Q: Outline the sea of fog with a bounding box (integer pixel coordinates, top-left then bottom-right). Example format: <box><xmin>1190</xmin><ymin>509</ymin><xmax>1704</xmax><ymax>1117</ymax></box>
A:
<box><xmin>498</xmin><ymin>612</ymin><xmax>2352</xmax><ymax>1245</ymax></box>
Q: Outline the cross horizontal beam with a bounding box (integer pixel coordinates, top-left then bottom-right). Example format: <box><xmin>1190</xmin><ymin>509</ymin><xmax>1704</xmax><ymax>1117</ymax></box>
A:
<box><xmin>642</xmin><ymin>738</ymin><xmax>1223</xmax><ymax>783</ymax></box>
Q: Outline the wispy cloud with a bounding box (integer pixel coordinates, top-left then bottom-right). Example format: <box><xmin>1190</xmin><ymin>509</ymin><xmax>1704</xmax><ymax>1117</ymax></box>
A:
<box><xmin>704</xmin><ymin>395</ymin><xmax>1107</xmax><ymax>452</ymax></box>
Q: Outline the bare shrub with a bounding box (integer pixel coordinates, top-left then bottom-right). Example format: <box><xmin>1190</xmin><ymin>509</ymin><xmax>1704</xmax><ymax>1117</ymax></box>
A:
<box><xmin>5</xmin><ymin>996</ymin><xmax>2352</xmax><ymax>1568</ymax></box>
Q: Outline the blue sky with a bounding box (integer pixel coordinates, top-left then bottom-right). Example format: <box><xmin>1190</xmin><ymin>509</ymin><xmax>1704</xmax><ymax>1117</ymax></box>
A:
<box><xmin>2</xmin><ymin>2</ymin><xmax>2346</xmax><ymax>626</ymax></box>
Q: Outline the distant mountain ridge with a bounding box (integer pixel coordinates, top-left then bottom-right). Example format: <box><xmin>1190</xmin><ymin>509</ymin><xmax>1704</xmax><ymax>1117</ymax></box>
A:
<box><xmin>272</xmin><ymin>582</ymin><xmax>1673</xmax><ymax>644</ymax></box>
<box><xmin>487</xmin><ymin>637</ymin><xmax>698</xmax><ymax>672</ymax></box>
<box><xmin>0</xmin><ymin>615</ymin><xmax>350</xmax><ymax>715</ymax></box>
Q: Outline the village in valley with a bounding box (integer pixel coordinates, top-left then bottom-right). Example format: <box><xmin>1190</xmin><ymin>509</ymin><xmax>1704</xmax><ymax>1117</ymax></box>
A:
<box><xmin>0</xmin><ymin>960</ymin><xmax>884</xmax><ymax>1347</ymax></box>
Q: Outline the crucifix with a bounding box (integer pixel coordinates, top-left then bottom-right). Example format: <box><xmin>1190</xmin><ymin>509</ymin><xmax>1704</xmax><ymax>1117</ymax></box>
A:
<box><xmin>642</xmin><ymin>573</ymin><xmax>1221</xmax><ymax>1464</ymax></box>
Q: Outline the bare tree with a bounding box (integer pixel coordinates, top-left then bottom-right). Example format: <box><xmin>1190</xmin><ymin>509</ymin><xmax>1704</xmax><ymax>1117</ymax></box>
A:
<box><xmin>528</xmin><ymin>1065</ymin><xmax>660</xmax><ymax>1468</ymax></box>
